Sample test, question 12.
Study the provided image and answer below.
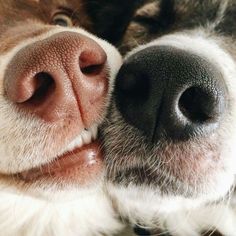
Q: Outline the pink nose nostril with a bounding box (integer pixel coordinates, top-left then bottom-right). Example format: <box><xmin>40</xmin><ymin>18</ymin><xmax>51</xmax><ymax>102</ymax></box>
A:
<box><xmin>25</xmin><ymin>72</ymin><xmax>55</xmax><ymax>106</ymax></box>
<box><xmin>4</xmin><ymin>32</ymin><xmax>109</xmax><ymax>124</ymax></box>
<box><xmin>79</xmin><ymin>50</ymin><xmax>107</xmax><ymax>76</ymax></box>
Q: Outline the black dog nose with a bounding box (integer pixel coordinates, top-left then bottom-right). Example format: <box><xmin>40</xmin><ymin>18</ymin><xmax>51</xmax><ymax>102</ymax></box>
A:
<box><xmin>115</xmin><ymin>46</ymin><xmax>227</xmax><ymax>142</ymax></box>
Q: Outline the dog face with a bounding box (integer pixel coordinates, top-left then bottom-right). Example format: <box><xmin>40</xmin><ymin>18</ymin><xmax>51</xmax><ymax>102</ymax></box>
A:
<box><xmin>0</xmin><ymin>1</ymin><xmax>123</xmax><ymax>235</ymax></box>
<box><xmin>102</xmin><ymin>0</ymin><xmax>236</xmax><ymax>227</ymax></box>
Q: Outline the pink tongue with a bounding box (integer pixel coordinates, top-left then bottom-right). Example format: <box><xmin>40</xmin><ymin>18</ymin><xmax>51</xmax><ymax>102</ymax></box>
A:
<box><xmin>19</xmin><ymin>141</ymin><xmax>104</xmax><ymax>185</ymax></box>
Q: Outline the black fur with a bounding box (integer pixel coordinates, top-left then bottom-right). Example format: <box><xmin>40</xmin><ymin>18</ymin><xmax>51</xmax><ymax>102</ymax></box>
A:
<box><xmin>86</xmin><ymin>0</ymin><xmax>143</xmax><ymax>44</ymax></box>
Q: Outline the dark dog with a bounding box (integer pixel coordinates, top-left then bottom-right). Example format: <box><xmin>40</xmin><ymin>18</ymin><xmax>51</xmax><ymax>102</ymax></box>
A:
<box><xmin>0</xmin><ymin>1</ymin><xmax>123</xmax><ymax>235</ymax></box>
<box><xmin>102</xmin><ymin>0</ymin><xmax>236</xmax><ymax>235</ymax></box>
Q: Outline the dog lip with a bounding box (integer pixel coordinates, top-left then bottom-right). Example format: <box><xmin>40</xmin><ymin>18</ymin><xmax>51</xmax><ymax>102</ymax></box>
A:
<box><xmin>18</xmin><ymin>140</ymin><xmax>103</xmax><ymax>185</ymax></box>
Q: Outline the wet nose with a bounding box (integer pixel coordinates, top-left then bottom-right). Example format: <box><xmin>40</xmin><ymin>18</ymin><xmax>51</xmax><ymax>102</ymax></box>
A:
<box><xmin>4</xmin><ymin>32</ymin><xmax>108</xmax><ymax>126</ymax></box>
<box><xmin>115</xmin><ymin>46</ymin><xmax>227</xmax><ymax>142</ymax></box>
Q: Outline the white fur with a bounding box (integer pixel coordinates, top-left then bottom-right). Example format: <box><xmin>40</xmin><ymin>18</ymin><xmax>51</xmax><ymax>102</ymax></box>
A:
<box><xmin>0</xmin><ymin>183</ymin><xmax>122</xmax><ymax>236</ymax></box>
<box><xmin>109</xmin><ymin>184</ymin><xmax>236</xmax><ymax>235</ymax></box>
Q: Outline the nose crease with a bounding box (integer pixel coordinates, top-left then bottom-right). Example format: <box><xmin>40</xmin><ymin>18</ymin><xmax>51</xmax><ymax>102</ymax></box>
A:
<box><xmin>63</xmin><ymin>65</ymin><xmax>86</xmax><ymax>127</ymax></box>
<box><xmin>151</xmin><ymin>96</ymin><xmax>165</xmax><ymax>143</ymax></box>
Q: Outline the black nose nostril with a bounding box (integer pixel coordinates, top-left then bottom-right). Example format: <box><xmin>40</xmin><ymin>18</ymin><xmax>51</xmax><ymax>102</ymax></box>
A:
<box><xmin>27</xmin><ymin>72</ymin><xmax>55</xmax><ymax>105</ymax></box>
<box><xmin>179</xmin><ymin>87</ymin><xmax>215</xmax><ymax>123</ymax></box>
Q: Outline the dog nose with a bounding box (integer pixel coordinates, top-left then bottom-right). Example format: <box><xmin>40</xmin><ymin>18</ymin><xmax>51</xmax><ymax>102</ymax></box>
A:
<box><xmin>4</xmin><ymin>32</ymin><xmax>107</xmax><ymax>125</ymax></box>
<box><xmin>115</xmin><ymin>46</ymin><xmax>227</xmax><ymax>141</ymax></box>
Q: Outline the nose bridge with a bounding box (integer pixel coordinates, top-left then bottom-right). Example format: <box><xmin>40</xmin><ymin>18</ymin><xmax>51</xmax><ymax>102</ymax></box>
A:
<box><xmin>39</xmin><ymin>33</ymin><xmax>82</xmax><ymax>70</ymax></box>
<box><xmin>22</xmin><ymin>32</ymin><xmax>83</xmax><ymax>76</ymax></box>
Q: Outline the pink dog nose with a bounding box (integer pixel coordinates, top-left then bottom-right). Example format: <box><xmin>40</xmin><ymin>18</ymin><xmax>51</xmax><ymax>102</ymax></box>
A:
<box><xmin>4</xmin><ymin>32</ymin><xmax>108</xmax><ymax>125</ymax></box>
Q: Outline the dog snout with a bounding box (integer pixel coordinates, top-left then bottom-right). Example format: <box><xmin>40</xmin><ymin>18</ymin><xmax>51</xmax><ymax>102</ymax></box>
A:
<box><xmin>4</xmin><ymin>31</ymin><xmax>108</xmax><ymax>124</ymax></box>
<box><xmin>115</xmin><ymin>46</ymin><xmax>227</xmax><ymax>141</ymax></box>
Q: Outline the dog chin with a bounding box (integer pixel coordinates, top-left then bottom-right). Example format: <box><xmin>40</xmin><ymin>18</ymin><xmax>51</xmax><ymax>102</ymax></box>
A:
<box><xmin>108</xmin><ymin>182</ymin><xmax>236</xmax><ymax>235</ymax></box>
<box><xmin>106</xmin><ymin>176</ymin><xmax>235</xmax><ymax>233</ymax></box>
<box><xmin>106</xmin><ymin>146</ymin><xmax>235</xmax><ymax>227</ymax></box>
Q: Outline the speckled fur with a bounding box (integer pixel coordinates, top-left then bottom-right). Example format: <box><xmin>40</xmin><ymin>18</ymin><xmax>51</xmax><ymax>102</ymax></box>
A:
<box><xmin>101</xmin><ymin>1</ymin><xmax>236</xmax><ymax>235</ymax></box>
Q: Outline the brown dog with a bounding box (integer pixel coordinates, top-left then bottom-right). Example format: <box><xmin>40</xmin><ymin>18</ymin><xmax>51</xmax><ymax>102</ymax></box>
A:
<box><xmin>0</xmin><ymin>1</ymin><xmax>123</xmax><ymax>235</ymax></box>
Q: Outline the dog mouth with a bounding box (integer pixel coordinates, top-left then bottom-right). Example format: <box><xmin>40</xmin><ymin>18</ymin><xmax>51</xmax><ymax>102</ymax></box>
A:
<box><xmin>17</xmin><ymin>124</ymin><xmax>104</xmax><ymax>185</ymax></box>
<box><xmin>102</xmin><ymin>107</ymin><xmax>235</xmax><ymax>199</ymax></box>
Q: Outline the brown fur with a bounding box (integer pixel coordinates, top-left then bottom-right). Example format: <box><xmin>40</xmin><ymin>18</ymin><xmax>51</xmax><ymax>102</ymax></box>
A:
<box><xmin>0</xmin><ymin>0</ymin><xmax>92</xmax><ymax>54</ymax></box>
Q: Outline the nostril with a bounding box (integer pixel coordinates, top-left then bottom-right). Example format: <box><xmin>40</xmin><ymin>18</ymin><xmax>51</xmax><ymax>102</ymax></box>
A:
<box><xmin>26</xmin><ymin>72</ymin><xmax>55</xmax><ymax>105</ymax></box>
<box><xmin>178</xmin><ymin>87</ymin><xmax>215</xmax><ymax>123</ymax></box>
<box><xmin>79</xmin><ymin>51</ymin><xmax>106</xmax><ymax>76</ymax></box>
<box><xmin>81</xmin><ymin>64</ymin><xmax>104</xmax><ymax>76</ymax></box>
